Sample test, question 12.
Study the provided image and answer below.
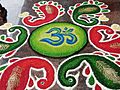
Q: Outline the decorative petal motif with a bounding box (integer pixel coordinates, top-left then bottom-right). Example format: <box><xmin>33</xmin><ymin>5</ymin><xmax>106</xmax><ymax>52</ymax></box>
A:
<box><xmin>0</xmin><ymin>57</ymin><xmax>56</xmax><ymax>90</ymax></box>
<box><xmin>88</xmin><ymin>25</ymin><xmax>120</xmax><ymax>54</ymax></box>
<box><xmin>67</xmin><ymin>0</ymin><xmax>110</xmax><ymax>27</ymax></box>
<box><xmin>57</xmin><ymin>53</ymin><xmax>120</xmax><ymax>90</ymax></box>
<box><xmin>22</xmin><ymin>1</ymin><xmax>65</xmax><ymax>27</ymax></box>
<box><xmin>0</xmin><ymin>25</ymin><xmax>29</xmax><ymax>60</ymax></box>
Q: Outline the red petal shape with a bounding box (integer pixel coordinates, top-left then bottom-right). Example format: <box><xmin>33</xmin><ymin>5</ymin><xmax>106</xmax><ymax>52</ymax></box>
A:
<box><xmin>28</xmin><ymin>78</ymin><xmax>34</xmax><ymax>87</ymax></box>
<box><xmin>106</xmin><ymin>29</ymin><xmax>114</xmax><ymax>34</ymax></box>
<box><xmin>82</xmin><ymin>14</ymin><xmax>87</xmax><ymax>17</ymax></box>
<box><xmin>68</xmin><ymin>10</ymin><xmax>72</xmax><ymax>15</ymax></box>
<box><xmin>4</xmin><ymin>38</ymin><xmax>16</xmax><ymax>57</ymax></box>
<box><xmin>6</xmin><ymin>37</ymin><xmax>13</xmax><ymax>42</ymax></box>
<box><xmin>40</xmin><ymin>15</ymin><xmax>44</xmax><ymax>17</ymax></box>
<box><xmin>48</xmin><ymin>1</ymin><xmax>53</xmax><ymax>4</ymax></box>
<box><xmin>89</xmin><ymin>0</ymin><xmax>94</xmax><ymax>4</ymax></box>
<box><xmin>93</xmin><ymin>52</ymin><xmax>104</xmax><ymax>55</ymax></box>
<box><xmin>111</xmin><ymin>53</ymin><xmax>119</xmax><ymax>57</ymax></box>
<box><xmin>85</xmin><ymin>67</ymin><xmax>90</xmax><ymax>75</ymax></box>
<box><xmin>118</xmin><ymin>58</ymin><xmax>120</xmax><ymax>61</ymax></box>
<box><xmin>36</xmin><ymin>10</ymin><xmax>41</xmax><ymax>12</ymax></box>
<box><xmin>75</xmin><ymin>3</ymin><xmax>81</xmax><ymax>7</ymax></box>
<box><xmin>35</xmin><ymin>3</ymin><xmax>40</xmax><ymax>7</ymax></box>
<box><xmin>60</xmin><ymin>12</ymin><xmax>64</xmax><ymax>15</ymax></box>
<box><xmin>116</xmin><ymin>61</ymin><xmax>120</xmax><ymax>65</ymax></box>
<box><xmin>95</xmin><ymin>84</ymin><xmax>102</xmax><ymax>90</ymax></box>
<box><xmin>5</xmin><ymin>50</ymin><xmax>16</xmax><ymax>57</ymax></box>
<box><xmin>96</xmin><ymin>13</ymin><xmax>103</xmax><ymax>16</ymax></box>
<box><xmin>58</xmin><ymin>5</ymin><xmax>62</xmax><ymax>9</ymax></box>
<box><xmin>101</xmin><ymin>5</ymin><xmax>108</xmax><ymax>8</ymax></box>
<box><xmin>9</xmin><ymin>58</ymin><xmax>19</xmax><ymax>63</ymax></box>
<box><xmin>112</xmin><ymin>34</ymin><xmax>119</xmax><ymax>39</ymax></box>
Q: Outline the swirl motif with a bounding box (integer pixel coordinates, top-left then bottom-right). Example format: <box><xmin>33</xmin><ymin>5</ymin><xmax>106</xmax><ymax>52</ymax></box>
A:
<box><xmin>88</xmin><ymin>25</ymin><xmax>120</xmax><ymax>54</ymax></box>
<box><xmin>67</xmin><ymin>0</ymin><xmax>110</xmax><ymax>27</ymax></box>
<box><xmin>0</xmin><ymin>57</ymin><xmax>55</xmax><ymax>90</ymax></box>
<box><xmin>73</xmin><ymin>5</ymin><xmax>100</xmax><ymax>26</ymax></box>
<box><xmin>40</xmin><ymin>27</ymin><xmax>77</xmax><ymax>46</ymax></box>
<box><xmin>0</xmin><ymin>26</ymin><xmax>29</xmax><ymax>54</ymax></box>
<box><xmin>22</xmin><ymin>1</ymin><xmax>65</xmax><ymax>27</ymax></box>
<box><xmin>29</xmin><ymin>22</ymin><xmax>87</xmax><ymax>57</ymax></box>
<box><xmin>58</xmin><ymin>54</ymin><xmax>120</xmax><ymax>89</ymax></box>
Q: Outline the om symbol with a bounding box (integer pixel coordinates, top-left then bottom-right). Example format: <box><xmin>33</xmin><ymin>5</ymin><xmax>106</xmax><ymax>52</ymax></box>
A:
<box><xmin>40</xmin><ymin>27</ymin><xmax>77</xmax><ymax>46</ymax></box>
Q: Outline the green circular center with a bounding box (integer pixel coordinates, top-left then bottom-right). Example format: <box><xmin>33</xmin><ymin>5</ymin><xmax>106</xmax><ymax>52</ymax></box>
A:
<box><xmin>29</xmin><ymin>22</ymin><xmax>87</xmax><ymax>57</ymax></box>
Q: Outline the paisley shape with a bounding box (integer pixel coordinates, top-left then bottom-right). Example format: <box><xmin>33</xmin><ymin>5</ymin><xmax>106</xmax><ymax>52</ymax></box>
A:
<box><xmin>28</xmin><ymin>78</ymin><xmax>34</xmax><ymax>88</ymax></box>
<box><xmin>0</xmin><ymin>25</ymin><xmax>29</xmax><ymax>54</ymax></box>
<box><xmin>88</xmin><ymin>25</ymin><xmax>120</xmax><ymax>54</ymax></box>
<box><xmin>72</xmin><ymin>5</ymin><xmax>100</xmax><ymax>27</ymax></box>
<box><xmin>0</xmin><ymin>37</ymin><xmax>15</xmax><ymax>58</ymax></box>
<box><xmin>22</xmin><ymin>1</ymin><xmax>65</xmax><ymax>27</ymax></box>
<box><xmin>29</xmin><ymin>22</ymin><xmax>87</xmax><ymax>57</ymax></box>
<box><xmin>57</xmin><ymin>54</ymin><xmax>120</xmax><ymax>89</ymax></box>
<box><xmin>0</xmin><ymin>57</ymin><xmax>56</xmax><ymax>90</ymax></box>
<box><xmin>67</xmin><ymin>0</ymin><xmax>110</xmax><ymax>27</ymax></box>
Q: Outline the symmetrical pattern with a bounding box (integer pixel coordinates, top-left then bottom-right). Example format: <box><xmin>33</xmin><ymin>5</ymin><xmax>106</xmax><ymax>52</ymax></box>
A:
<box><xmin>0</xmin><ymin>0</ymin><xmax>119</xmax><ymax>90</ymax></box>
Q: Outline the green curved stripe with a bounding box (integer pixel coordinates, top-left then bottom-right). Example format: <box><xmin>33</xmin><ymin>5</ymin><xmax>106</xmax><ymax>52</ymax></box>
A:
<box><xmin>0</xmin><ymin>26</ymin><xmax>29</xmax><ymax>54</ymax></box>
<box><xmin>72</xmin><ymin>5</ymin><xmax>100</xmax><ymax>26</ymax></box>
<box><xmin>0</xmin><ymin>65</ymin><xmax>7</xmax><ymax>71</ymax></box>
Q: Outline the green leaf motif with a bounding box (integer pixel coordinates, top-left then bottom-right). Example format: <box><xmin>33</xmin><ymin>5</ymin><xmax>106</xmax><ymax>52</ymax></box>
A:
<box><xmin>54</xmin><ymin>2</ymin><xmax>58</xmax><ymax>6</ymax></box>
<box><xmin>102</xmin><ymin>9</ymin><xmax>110</xmax><ymax>13</ymax></box>
<box><xmin>40</xmin><ymin>1</ymin><xmax>44</xmax><ymax>4</ymax></box>
<box><xmin>97</xmin><ymin>2</ymin><xmax>104</xmax><ymax>5</ymax></box>
<box><xmin>95</xmin><ymin>1</ymin><xmax>99</xmax><ymax>4</ymax></box>
<box><xmin>70</xmin><ymin>6</ymin><xmax>74</xmax><ymax>10</ymax></box>
<box><xmin>43</xmin><ymin>1</ymin><xmax>47</xmax><ymax>4</ymax></box>
<box><xmin>34</xmin><ymin>7</ymin><xmax>38</xmax><ymax>9</ymax></box>
<box><xmin>60</xmin><ymin>8</ymin><xmax>64</xmax><ymax>11</ymax></box>
<box><xmin>88</xmin><ymin>14</ymin><xmax>94</xmax><ymax>17</ymax></box>
<box><xmin>0</xmin><ymin>35</ymin><xmax>6</xmax><ymax>40</ymax></box>
<box><xmin>107</xmin><ymin>56</ymin><xmax>115</xmax><ymax>61</ymax></box>
<box><xmin>0</xmin><ymin>65</ymin><xmax>7</xmax><ymax>71</ymax></box>
<box><xmin>39</xmin><ymin>12</ymin><xmax>43</xmax><ymax>14</ymax></box>
<box><xmin>88</xmin><ymin>75</ymin><xmax>95</xmax><ymax>85</ymax></box>
<box><xmin>82</xmin><ymin>1</ymin><xmax>88</xmax><ymax>5</ymax></box>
